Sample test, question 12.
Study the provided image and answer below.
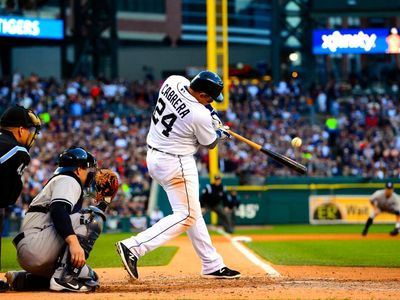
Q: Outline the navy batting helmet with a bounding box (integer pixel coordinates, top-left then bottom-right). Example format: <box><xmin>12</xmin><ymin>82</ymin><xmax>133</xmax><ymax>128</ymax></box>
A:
<box><xmin>54</xmin><ymin>147</ymin><xmax>97</xmax><ymax>175</ymax></box>
<box><xmin>190</xmin><ymin>71</ymin><xmax>224</xmax><ymax>103</ymax></box>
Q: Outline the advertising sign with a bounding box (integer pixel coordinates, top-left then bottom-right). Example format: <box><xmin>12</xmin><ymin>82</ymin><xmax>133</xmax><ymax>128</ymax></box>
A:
<box><xmin>309</xmin><ymin>195</ymin><xmax>397</xmax><ymax>224</ymax></box>
<box><xmin>313</xmin><ymin>28</ymin><xmax>400</xmax><ymax>54</ymax></box>
<box><xmin>0</xmin><ymin>16</ymin><xmax>63</xmax><ymax>40</ymax></box>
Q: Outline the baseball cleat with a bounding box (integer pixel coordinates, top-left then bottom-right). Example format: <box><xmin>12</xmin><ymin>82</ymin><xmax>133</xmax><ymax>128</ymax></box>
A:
<box><xmin>116</xmin><ymin>241</ymin><xmax>139</xmax><ymax>280</ymax></box>
<box><xmin>5</xmin><ymin>270</ymin><xmax>24</xmax><ymax>290</ymax></box>
<box><xmin>50</xmin><ymin>277</ymin><xmax>94</xmax><ymax>292</ymax></box>
<box><xmin>4</xmin><ymin>271</ymin><xmax>18</xmax><ymax>286</ymax></box>
<box><xmin>201</xmin><ymin>267</ymin><xmax>241</xmax><ymax>279</ymax></box>
<box><xmin>389</xmin><ymin>228</ymin><xmax>399</xmax><ymax>236</ymax></box>
<box><xmin>0</xmin><ymin>280</ymin><xmax>9</xmax><ymax>292</ymax></box>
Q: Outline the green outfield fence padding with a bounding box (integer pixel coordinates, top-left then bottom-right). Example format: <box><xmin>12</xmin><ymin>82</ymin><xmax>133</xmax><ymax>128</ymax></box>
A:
<box><xmin>155</xmin><ymin>176</ymin><xmax>400</xmax><ymax>225</ymax></box>
<box><xmin>5</xmin><ymin>177</ymin><xmax>398</xmax><ymax>236</ymax></box>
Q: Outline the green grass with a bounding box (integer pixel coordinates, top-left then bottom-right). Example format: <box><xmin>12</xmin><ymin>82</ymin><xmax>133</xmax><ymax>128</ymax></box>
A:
<box><xmin>2</xmin><ymin>225</ymin><xmax>399</xmax><ymax>271</ymax></box>
<box><xmin>247</xmin><ymin>240</ymin><xmax>400</xmax><ymax>267</ymax></box>
<box><xmin>1</xmin><ymin>233</ymin><xmax>178</xmax><ymax>272</ymax></box>
<box><xmin>234</xmin><ymin>224</ymin><xmax>395</xmax><ymax>235</ymax></box>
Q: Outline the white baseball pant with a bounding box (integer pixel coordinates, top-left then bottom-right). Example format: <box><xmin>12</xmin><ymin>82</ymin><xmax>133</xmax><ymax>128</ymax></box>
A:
<box><xmin>120</xmin><ymin>148</ymin><xmax>225</xmax><ymax>274</ymax></box>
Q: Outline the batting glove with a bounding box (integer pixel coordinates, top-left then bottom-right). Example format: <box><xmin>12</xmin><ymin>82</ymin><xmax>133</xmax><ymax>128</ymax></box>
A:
<box><xmin>211</xmin><ymin>113</ymin><xmax>223</xmax><ymax>130</ymax></box>
<box><xmin>216</xmin><ymin>125</ymin><xmax>231</xmax><ymax>140</ymax></box>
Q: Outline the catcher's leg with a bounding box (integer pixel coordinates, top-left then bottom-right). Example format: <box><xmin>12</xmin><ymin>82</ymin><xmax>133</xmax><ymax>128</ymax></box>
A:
<box><xmin>50</xmin><ymin>208</ymin><xmax>104</xmax><ymax>292</ymax></box>
<box><xmin>5</xmin><ymin>270</ymin><xmax>49</xmax><ymax>291</ymax></box>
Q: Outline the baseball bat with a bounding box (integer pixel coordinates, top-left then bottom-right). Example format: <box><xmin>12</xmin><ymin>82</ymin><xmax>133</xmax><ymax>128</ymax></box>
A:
<box><xmin>227</xmin><ymin>130</ymin><xmax>307</xmax><ymax>175</ymax></box>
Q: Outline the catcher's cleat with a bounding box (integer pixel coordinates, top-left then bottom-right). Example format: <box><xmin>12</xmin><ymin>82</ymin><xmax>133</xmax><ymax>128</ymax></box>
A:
<box><xmin>50</xmin><ymin>277</ymin><xmax>94</xmax><ymax>292</ymax></box>
<box><xmin>201</xmin><ymin>267</ymin><xmax>241</xmax><ymax>279</ymax></box>
<box><xmin>116</xmin><ymin>242</ymin><xmax>139</xmax><ymax>280</ymax></box>
<box><xmin>5</xmin><ymin>270</ymin><xmax>24</xmax><ymax>290</ymax></box>
<box><xmin>5</xmin><ymin>271</ymin><xmax>17</xmax><ymax>286</ymax></box>
<box><xmin>0</xmin><ymin>280</ymin><xmax>10</xmax><ymax>292</ymax></box>
<box><xmin>389</xmin><ymin>228</ymin><xmax>399</xmax><ymax>236</ymax></box>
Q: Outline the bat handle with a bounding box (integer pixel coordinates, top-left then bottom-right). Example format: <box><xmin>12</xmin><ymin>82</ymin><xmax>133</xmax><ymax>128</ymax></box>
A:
<box><xmin>227</xmin><ymin>130</ymin><xmax>262</xmax><ymax>151</ymax></box>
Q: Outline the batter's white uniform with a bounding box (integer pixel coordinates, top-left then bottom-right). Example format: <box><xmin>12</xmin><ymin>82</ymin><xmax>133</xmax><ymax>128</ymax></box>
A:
<box><xmin>120</xmin><ymin>75</ymin><xmax>225</xmax><ymax>274</ymax></box>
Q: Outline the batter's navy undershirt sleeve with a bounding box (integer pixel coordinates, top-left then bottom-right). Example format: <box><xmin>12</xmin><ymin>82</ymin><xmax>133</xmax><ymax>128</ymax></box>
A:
<box><xmin>49</xmin><ymin>201</ymin><xmax>75</xmax><ymax>239</ymax></box>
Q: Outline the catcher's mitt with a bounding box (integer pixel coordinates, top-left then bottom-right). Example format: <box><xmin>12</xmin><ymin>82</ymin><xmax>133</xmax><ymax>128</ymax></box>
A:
<box><xmin>95</xmin><ymin>169</ymin><xmax>119</xmax><ymax>203</ymax></box>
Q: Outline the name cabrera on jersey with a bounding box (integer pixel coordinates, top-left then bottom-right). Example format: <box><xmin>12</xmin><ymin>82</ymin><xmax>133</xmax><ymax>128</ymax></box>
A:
<box><xmin>20</xmin><ymin>175</ymin><xmax>82</xmax><ymax>230</ymax></box>
<box><xmin>146</xmin><ymin>75</ymin><xmax>217</xmax><ymax>155</ymax></box>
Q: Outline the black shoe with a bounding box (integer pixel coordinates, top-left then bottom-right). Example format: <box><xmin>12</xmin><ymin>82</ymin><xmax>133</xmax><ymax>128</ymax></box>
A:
<box><xmin>390</xmin><ymin>229</ymin><xmax>399</xmax><ymax>236</ymax></box>
<box><xmin>202</xmin><ymin>267</ymin><xmax>241</xmax><ymax>279</ymax></box>
<box><xmin>50</xmin><ymin>277</ymin><xmax>94</xmax><ymax>292</ymax></box>
<box><xmin>0</xmin><ymin>280</ymin><xmax>9</xmax><ymax>292</ymax></box>
<box><xmin>361</xmin><ymin>229</ymin><xmax>368</xmax><ymax>236</ymax></box>
<box><xmin>116</xmin><ymin>241</ymin><xmax>139</xmax><ymax>279</ymax></box>
<box><xmin>5</xmin><ymin>270</ymin><xmax>25</xmax><ymax>291</ymax></box>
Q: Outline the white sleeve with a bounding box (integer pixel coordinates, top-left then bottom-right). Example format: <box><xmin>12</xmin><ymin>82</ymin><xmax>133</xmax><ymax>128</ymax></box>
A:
<box><xmin>50</xmin><ymin>176</ymin><xmax>82</xmax><ymax>208</ymax></box>
<box><xmin>192</xmin><ymin>111</ymin><xmax>217</xmax><ymax>146</ymax></box>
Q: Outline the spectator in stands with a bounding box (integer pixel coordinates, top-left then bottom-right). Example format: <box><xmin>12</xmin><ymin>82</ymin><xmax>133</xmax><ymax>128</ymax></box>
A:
<box><xmin>0</xmin><ymin>71</ymin><xmax>398</xmax><ymax>227</ymax></box>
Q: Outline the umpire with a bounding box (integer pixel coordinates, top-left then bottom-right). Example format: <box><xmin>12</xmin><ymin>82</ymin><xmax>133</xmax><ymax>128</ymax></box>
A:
<box><xmin>225</xmin><ymin>189</ymin><xmax>241</xmax><ymax>230</ymax></box>
<box><xmin>0</xmin><ymin>106</ymin><xmax>41</xmax><ymax>292</ymax></box>
<box><xmin>200</xmin><ymin>175</ymin><xmax>234</xmax><ymax>234</ymax></box>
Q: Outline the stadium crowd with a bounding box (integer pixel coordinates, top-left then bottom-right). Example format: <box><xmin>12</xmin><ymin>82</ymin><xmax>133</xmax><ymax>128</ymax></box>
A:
<box><xmin>0</xmin><ymin>72</ymin><xmax>399</xmax><ymax>221</ymax></box>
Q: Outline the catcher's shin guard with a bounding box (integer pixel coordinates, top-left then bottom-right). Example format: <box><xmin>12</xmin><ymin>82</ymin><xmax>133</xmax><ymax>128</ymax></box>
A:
<box><xmin>78</xmin><ymin>206</ymin><xmax>105</xmax><ymax>258</ymax></box>
<box><xmin>52</xmin><ymin>209</ymin><xmax>103</xmax><ymax>287</ymax></box>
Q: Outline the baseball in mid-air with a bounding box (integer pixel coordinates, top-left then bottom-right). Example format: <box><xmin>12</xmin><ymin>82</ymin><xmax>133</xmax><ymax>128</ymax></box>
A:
<box><xmin>291</xmin><ymin>137</ymin><xmax>302</xmax><ymax>148</ymax></box>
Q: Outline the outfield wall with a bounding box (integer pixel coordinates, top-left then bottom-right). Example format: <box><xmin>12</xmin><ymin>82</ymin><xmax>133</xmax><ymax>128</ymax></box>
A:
<box><xmin>4</xmin><ymin>177</ymin><xmax>399</xmax><ymax>236</ymax></box>
<box><xmin>155</xmin><ymin>177</ymin><xmax>400</xmax><ymax>225</ymax></box>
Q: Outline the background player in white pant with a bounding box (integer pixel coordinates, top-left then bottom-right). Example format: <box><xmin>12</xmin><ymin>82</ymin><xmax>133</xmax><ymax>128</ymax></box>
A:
<box><xmin>362</xmin><ymin>181</ymin><xmax>400</xmax><ymax>236</ymax></box>
<box><xmin>116</xmin><ymin>70</ymin><xmax>240</xmax><ymax>279</ymax></box>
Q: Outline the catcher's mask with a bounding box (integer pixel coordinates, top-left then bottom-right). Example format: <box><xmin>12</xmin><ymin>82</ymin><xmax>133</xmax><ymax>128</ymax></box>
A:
<box><xmin>54</xmin><ymin>147</ymin><xmax>97</xmax><ymax>187</ymax></box>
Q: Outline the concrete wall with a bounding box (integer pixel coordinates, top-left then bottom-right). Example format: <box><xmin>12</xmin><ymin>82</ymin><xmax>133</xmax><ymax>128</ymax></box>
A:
<box><xmin>10</xmin><ymin>44</ymin><xmax>270</xmax><ymax>80</ymax></box>
<box><xmin>119</xmin><ymin>44</ymin><xmax>270</xmax><ymax>80</ymax></box>
<box><xmin>12</xmin><ymin>46</ymin><xmax>61</xmax><ymax>78</ymax></box>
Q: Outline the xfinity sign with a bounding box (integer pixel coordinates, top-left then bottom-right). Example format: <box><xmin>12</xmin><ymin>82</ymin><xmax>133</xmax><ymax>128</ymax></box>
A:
<box><xmin>313</xmin><ymin>28</ymin><xmax>398</xmax><ymax>54</ymax></box>
<box><xmin>0</xmin><ymin>16</ymin><xmax>63</xmax><ymax>40</ymax></box>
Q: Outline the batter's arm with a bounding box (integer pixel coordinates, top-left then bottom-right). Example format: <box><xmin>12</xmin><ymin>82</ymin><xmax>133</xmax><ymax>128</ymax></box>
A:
<box><xmin>207</xmin><ymin>138</ymin><xmax>219</xmax><ymax>149</ymax></box>
<box><xmin>206</xmin><ymin>127</ymin><xmax>230</xmax><ymax>149</ymax></box>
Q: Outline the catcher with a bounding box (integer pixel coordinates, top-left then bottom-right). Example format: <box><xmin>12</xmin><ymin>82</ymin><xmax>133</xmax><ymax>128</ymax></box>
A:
<box><xmin>4</xmin><ymin>147</ymin><xmax>119</xmax><ymax>292</ymax></box>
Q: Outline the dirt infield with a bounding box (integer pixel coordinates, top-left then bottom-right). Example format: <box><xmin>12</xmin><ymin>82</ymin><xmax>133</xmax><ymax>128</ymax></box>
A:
<box><xmin>3</xmin><ymin>233</ymin><xmax>400</xmax><ymax>299</ymax></box>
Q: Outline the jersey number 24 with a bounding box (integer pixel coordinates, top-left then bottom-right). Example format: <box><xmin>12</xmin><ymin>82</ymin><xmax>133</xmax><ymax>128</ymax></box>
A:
<box><xmin>152</xmin><ymin>98</ymin><xmax>177</xmax><ymax>137</ymax></box>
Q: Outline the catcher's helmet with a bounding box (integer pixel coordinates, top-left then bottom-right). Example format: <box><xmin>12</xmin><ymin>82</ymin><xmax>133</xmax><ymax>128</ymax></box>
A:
<box><xmin>190</xmin><ymin>71</ymin><xmax>224</xmax><ymax>103</ymax></box>
<box><xmin>54</xmin><ymin>147</ymin><xmax>97</xmax><ymax>175</ymax></box>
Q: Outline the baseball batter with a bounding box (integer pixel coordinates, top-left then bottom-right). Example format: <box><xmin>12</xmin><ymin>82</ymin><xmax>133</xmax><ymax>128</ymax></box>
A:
<box><xmin>362</xmin><ymin>182</ymin><xmax>400</xmax><ymax>236</ymax></box>
<box><xmin>116</xmin><ymin>71</ymin><xmax>240</xmax><ymax>279</ymax></box>
<box><xmin>5</xmin><ymin>147</ymin><xmax>118</xmax><ymax>292</ymax></box>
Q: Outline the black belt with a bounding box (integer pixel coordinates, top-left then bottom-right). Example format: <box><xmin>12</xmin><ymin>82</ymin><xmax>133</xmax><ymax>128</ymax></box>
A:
<box><xmin>27</xmin><ymin>205</ymin><xmax>49</xmax><ymax>214</ymax></box>
<box><xmin>147</xmin><ymin>145</ymin><xmax>182</xmax><ymax>157</ymax></box>
<box><xmin>13</xmin><ymin>232</ymin><xmax>25</xmax><ymax>247</ymax></box>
